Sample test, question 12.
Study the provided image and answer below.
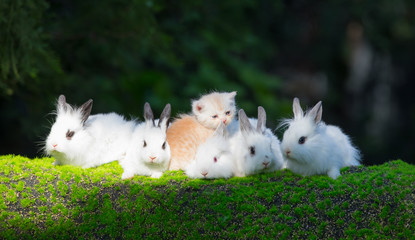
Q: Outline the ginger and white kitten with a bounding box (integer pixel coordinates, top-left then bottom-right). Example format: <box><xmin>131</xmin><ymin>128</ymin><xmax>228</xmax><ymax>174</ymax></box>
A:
<box><xmin>167</xmin><ymin>91</ymin><xmax>237</xmax><ymax>170</ymax></box>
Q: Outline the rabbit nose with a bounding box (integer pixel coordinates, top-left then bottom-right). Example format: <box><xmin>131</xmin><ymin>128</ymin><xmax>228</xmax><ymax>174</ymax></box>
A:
<box><xmin>149</xmin><ymin>156</ymin><xmax>156</xmax><ymax>161</ymax></box>
<box><xmin>201</xmin><ymin>171</ymin><xmax>208</xmax><ymax>177</ymax></box>
<box><xmin>52</xmin><ymin>144</ymin><xmax>58</xmax><ymax>148</ymax></box>
<box><xmin>263</xmin><ymin>162</ymin><xmax>269</xmax><ymax>167</ymax></box>
<box><xmin>286</xmin><ymin>150</ymin><xmax>291</xmax><ymax>156</ymax></box>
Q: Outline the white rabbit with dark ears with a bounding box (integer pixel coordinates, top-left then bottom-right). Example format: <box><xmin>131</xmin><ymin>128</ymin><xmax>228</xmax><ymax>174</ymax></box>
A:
<box><xmin>45</xmin><ymin>95</ymin><xmax>136</xmax><ymax>168</ymax></box>
<box><xmin>120</xmin><ymin>102</ymin><xmax>171</xmax><ymax>179</ymax></box>
<box><xmin>185</xmin><ymin>122</ymin><xmax>235</xmax><ymax>179</ymax></box>
<box><xmin>280</xmin><ymin>97</ymin><xmax>361</xmax><ymax>179</ymax></box>
<box><xmin>230</xmin><ymin>107</ymin><xmax>285</xmax><ymax>177</ymax></box>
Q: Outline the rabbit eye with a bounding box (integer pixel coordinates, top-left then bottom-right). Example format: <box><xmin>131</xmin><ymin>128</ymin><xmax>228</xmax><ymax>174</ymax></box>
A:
<box><xmin>225</xmin><ymin>111</ymin><xmax>231</xmax><ymax>115</ymax></box>
<box><xmin>162</xmin><ymin>141</ymin><xmax>166</xmax><ymax>150</ymax></box>
<box><xmin>143</xmin><ymin>140</ymin><xmax>147</xmax><ymax>148</ymax></box>
<box><xmin>249</xmin><ymin>146</ymin><xmax>256</xmax><ymax>156</ymax></box>
<box><xmin>212</xmin><ymin>115</ymin><xmax>218</xmax><ymax>119</ymax></box>
<box><xmin>66</xmin><ymin>130</ymin><xmax>75</xmax><ymax>140</ymax></box>
<box><xmin>298</xmin><ymin>136</ymin><xmax>307</xmax><ymax>144</ymax></box>
<box><xmin>213</xmin><ymin>157</ymin><xmax>218</xmax><ymax>163</ymax></box>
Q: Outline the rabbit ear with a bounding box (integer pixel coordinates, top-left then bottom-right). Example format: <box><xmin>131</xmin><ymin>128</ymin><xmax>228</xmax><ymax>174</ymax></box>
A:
<box><xmin>213</xmin><ymin>122</ymin><xmax>227</xmax><ymax>138</ymax></box>
<box><xmin>79</xmin><ymin>99</ymin><xmax>93</xmax><ymax>125</ymax></box>
<box><xmin>306</xmin><ymin>101</ymin><xmax>323</xmax><ymax>124</ymax></box>
<box><xmin>256</xmin><ymin>106</ymin><xmax>266</xmax><ymax>134</ymax></box>
<box><xmin>239</xmin><ymin>109</ymin><xmax>254</xmax><ymax>134</ymax></box>
<box><xmin>58</xmin><ymin>95</ymin><xmax>66</xmax><ymax>106</ymax></box>
<box><xmin>293</xmin><ymin>97</ymin><xmax>304</xmax><ymax>120</ymax></box>
<box><xmin>144</xmin><ymin>102</ymin><xmax>155</xmax><ymax>127</ymax></box>
<box><xmin>158</xmin><ymin>103</ymin><xmax>171</xmax><ymax>132</ymax></box>
<box><xmin>58</xmin><ymin>95</ymin><xmax>69</xmax><ymax>112</ymax></box>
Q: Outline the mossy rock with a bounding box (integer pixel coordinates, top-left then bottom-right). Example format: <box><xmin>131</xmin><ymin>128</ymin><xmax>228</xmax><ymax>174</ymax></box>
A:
<box><xmin>0</xmin><ymin>155</ymin><xmax>414</xmax><ymax>239</ymax></box>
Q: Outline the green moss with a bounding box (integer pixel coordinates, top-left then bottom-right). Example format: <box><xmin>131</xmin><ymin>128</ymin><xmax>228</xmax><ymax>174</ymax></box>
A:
<box><xmin>0</xmin><ymin>155</ymin><xmax>414</xmax><ymax>239</ymax></box>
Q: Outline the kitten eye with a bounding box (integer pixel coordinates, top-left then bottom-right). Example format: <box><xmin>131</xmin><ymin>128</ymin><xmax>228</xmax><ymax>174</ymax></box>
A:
<box><xmin>162</xmin><ymin>141</ymin><xmax>166</xmax><ymax>150</ymax></box>
<box><xmin>143</xmin><ymin>140</ymin><xmax>147</xmax><ymax>147</ymax></box>
<box><xmin>249</xmin><ymin>146</ymin><xmax>256</xmax><ymax>156</ymax></box>
<box><xmin>225</xmin><ymin>111</ymin><xmax>231</xmax><ymax>115</ymax></box>
<box><xmin>66</xmin><ymin>130</ymin><xmax>75</xmax><ymax>140</ymax></box>
<box><xmin>213</xmin><ymin>157</ymin><xmax>218</xmax><ymax>163</ymax></box>
<box><xmin>298</xmin><ymin>136</ymin><xmax>307</xmax><ymax>144</ymax></box>
<box><xmin>212</xmin><ymin>115</ymin><xmax>218</xmax><ymax>119</ymax></box>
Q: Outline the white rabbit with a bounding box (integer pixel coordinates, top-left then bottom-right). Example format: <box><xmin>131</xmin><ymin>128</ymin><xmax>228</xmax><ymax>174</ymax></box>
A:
<box><xmin>185</xmin><ymin>122</ymin><xmax>235</xmax><ymax>179</ymax></box>
<box><xmin>229</xmin><ymin>107</ymin><xmax>285</xmax><ymax>177</ymax></box>
<box><xmin>280</xmin><ymin>98</ymin><xmax>361</xmax><ymax>179</ymax></box>
<box><xmin>120</xmin><ymin>102</ymin><xmax>171</xmax><ymax>179</ymax></box>
<box><xmin>45</xmin><ymin>95</ymin><xmax>136</xmax><ymax>168</ymax></box>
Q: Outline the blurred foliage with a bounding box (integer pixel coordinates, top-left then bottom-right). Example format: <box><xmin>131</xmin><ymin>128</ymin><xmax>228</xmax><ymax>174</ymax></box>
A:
<box><xmin>45</xmin><ymin>0</ymin><xmax>287</xmax><ymax>116</ymax></box>
<box><xmin>0</xmin><ymin>0</ymin><xmax>414</xmax><ymax>164</ymax></box>
<box><xmin>0</xmin><ymin>0</ymin><xmax>62</xmax><ymax>96</ymax></box>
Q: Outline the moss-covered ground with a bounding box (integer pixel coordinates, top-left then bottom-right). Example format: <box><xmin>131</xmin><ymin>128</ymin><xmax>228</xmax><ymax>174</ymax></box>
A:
<box><xmin>0</xmin><ymin>155</ymin><xmax>414</xmax><ymax>239</ymax></box>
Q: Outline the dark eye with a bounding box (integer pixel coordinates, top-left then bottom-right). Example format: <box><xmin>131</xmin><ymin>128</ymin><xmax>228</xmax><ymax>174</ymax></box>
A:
<box><xmin>225</xmin><ymin>111</ymin><xmax>231</xmax><ymax>115</ymax></box>
<box><xmin>143</xmin><ymin>140</ymin><xmax>147</xmax><ymax>147</ymax></box>
<box><xmin>213</xmin><ymin>157</ymin><xmax>218</xmax><ymax>163</ymax></box>
<box><xmin>298</xmin><ymin>136</ymin><xmax>307</xmax><ymax>144</ymax></box>
<box><xmin>250</xmin><ymin>146</ymin><xmax>255</xmax><ymax>156</ymax></box>
<box><xmin>162</xmin><ymin>141</ymin><xmax>166</xmax><ymax>150</ymax></box>
<box><xmin>66</xmin><ymin>130</ymin><xmax>75</xmax><ymax>140</ymax></box>
<box><xmin>212</xmin><ymin>115</ymin><xmax>218</xmax><ymax>119</ymax></box>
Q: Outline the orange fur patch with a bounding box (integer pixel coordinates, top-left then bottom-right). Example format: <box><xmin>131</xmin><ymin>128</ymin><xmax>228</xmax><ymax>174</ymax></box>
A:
<box><xmin>167</xmin><ymin>115</ymin><xmax>215</xmax><ymax>170</ymax></box>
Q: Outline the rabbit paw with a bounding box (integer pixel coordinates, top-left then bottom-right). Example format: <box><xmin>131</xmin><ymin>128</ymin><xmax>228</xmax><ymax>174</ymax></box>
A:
<box><xmin>328</xmin><ymin>168</ymin><xmax>340</xmax><ymax>179</ymax></box>
<box><xmin>121</xmin><ymin>171</ymin><xmax>135</xmax><ymax>180</ymax></box>
<box><xmin>150</xmin><ymin>172</ymin><xmax>163</xmax><ymax>179</ymax></box>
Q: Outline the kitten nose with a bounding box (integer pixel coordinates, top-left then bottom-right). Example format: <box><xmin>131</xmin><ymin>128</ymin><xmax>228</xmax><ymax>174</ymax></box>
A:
<box><xmin>222</xmin><ymin>118</ymin><xmax>227</xmax><ymax>124</ymax></box>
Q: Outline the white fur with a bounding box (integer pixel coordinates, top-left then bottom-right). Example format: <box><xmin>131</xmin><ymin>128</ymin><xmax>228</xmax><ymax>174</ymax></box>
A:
<box><xmin>185</xmin><ymin>123</ymin><xmax>235</xmax><ymax>179</ymax></box>
<box><xmin>45</xmin><ymin>96</ymin><xmax>136</xmax><ymax>168</ymax></box>
<box><xmin>229</xmin><ymin>108</ymin><xmax>285</xmax><ymax>177</ymax></box>
<box><xmin>281</xmin><ymin>98</ymin><xmax>361</xmax><ymax>179</ymax></box>
<box><xmin>120</xmin><ymin>103</ymin><xmax>171</xmax><ymax>179</ymax></box>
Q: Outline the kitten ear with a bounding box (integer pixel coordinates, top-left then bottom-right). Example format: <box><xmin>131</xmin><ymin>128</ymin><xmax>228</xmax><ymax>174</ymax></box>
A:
<box><xmin>158</xmin><ymin>103</ymin><xmax>171</xmax><ymax>132</ymax></box>
<box><xmin>228</xmin><ymin>91</ymin><xmax>237</xmax><ymax>99</ymax></box>
<box><xmin>214</xmin><ymin>122</ymin><xmax>228</xmax><ymax>138</ymax></box>
<box><xmin>239</xmin><ymin>109</ymin><xmax>254</xmax><ymax>135</ymax></box>
<box><xmin>192</xmin><ymin>100</ymin><xmax>204</xmax><ymax>113</ymax></box>
<box><xmin>293</xmin><ymin>97</ymin><xmax>304</xmax><ymax>120</ymax></box>
<box><xmin>256</xmin><ymin>106</ymin><xmax>266</xmax><ymax>134</ymax></box>
<box><xmin>79</xmin><ymin>99</ymin><xmax>93</xmax><ymax>126</ymax></box>
<box><xmin>144</xmin><ymin>102</ymin><xmax>155</xmax><ymax>127</ymax></box>
<box><xmin>306</xmin><ymin>101</ymin><xmax>323</xmax><ymax>124</ymax></box>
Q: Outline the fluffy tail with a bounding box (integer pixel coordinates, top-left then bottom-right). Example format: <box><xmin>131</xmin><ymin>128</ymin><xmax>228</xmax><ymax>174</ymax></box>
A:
<box><xmin>346</xmin><ymin>145</ymin><xmax>361</xmax><ymax>166</ymax></box>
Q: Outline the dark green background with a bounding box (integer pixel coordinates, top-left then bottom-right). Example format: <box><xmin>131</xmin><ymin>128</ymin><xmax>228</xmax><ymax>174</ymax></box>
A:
<box><xmin>1</xmin><ymin>0</ymin><xmax>414</xmax><ymax>165</ymax></box>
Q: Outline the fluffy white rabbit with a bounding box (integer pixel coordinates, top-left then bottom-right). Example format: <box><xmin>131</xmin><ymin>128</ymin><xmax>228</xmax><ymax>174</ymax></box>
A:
<box><xmin>185</xmin><ymin>122</ymin><xmax>235</xmax><ymax>179</ymax></box>
<box><xmin>280</xmin><ymin>98</ymin><xmax>361</xmax><ymax>179</ymax></box>
<box><xmin>120</xmin><ymin>102</ymin><xmax>171</xmax><ymax>179</ymax></box>
<box><xmin>229</xmin><ymin>107</ymin><xmax>285</xmax><ymax>177</ymax></box>
<box><xmin>45</xmin><ymin>95</ymin><xmax>136</xmax><ymax>168</ymax></box>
